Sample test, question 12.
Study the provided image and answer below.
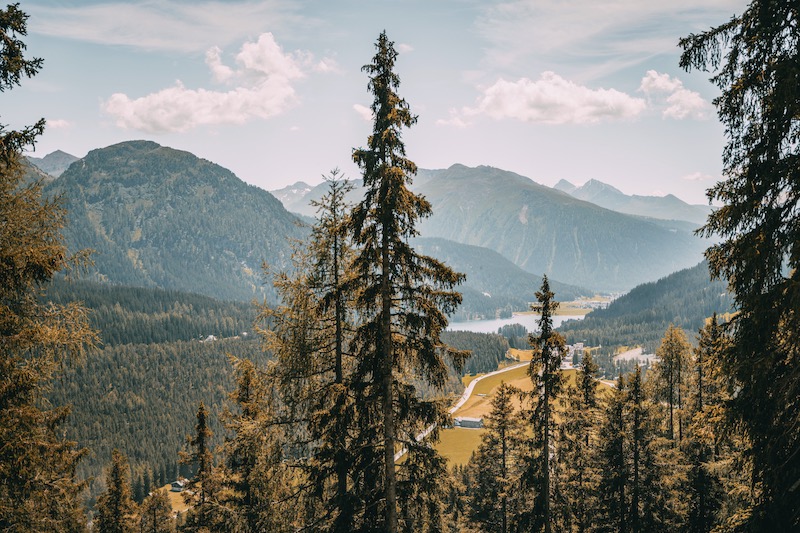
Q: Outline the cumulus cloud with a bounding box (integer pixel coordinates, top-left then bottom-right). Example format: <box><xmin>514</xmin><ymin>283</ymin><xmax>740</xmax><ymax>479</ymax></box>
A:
<box><xmin>397</xmin><ymin>43</ymin><xmax>414</xmax><ymax>54</ymax></box>
<box><xmin>441</xmin><ymin>72</ymin><xmax>646</xmax><ymax>126</ymax></box>
<box><xmin>639</xmin><ymin>70</ymin><xmax>712</xmax><ymax>120</ymax></box>
<box><xmin>103</xmin><ymin>33</ymin><xmax>332</xmax><ymax>133</ymax></box>
<box><xmin>353</xmin><ymin>104</ymin><xmax>373</xmax><ymax>122</ymax></box>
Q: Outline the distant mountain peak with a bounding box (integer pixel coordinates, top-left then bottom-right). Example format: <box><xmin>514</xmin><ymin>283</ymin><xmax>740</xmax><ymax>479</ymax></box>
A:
<box><xmin>26</xmin><ymin>149</ymin><xmax>80</xmax><ymax>177</ymax></box>
<box><xmin>580</xmin><ymin>178</ymin><xmax>624</xmax><ymax>195</ymax></box>
<box><xmin>553</xmin><ymin>179</ymin><xmax>576</xmax><ymax>194</ymax></box>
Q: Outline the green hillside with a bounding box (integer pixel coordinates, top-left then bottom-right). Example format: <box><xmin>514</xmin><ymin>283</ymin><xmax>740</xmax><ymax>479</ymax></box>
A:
<box><xmin>558</xmin><ymin>261</ymin><xmax>734</xmax><ymax>353</ymax></box>
<box><xmin>45</xmin><ymin>140</ymin><xmax>306</xmax><ymax>302</ymax></box>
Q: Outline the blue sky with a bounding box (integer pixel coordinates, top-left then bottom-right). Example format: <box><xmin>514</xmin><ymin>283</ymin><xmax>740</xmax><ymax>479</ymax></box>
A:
<box><xmin>7</xmin><ymin>0</ymin><xmax>748</xmax><ymax>204</ymax></box>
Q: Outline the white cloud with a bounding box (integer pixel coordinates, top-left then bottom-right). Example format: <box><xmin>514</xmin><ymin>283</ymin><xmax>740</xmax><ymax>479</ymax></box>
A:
<box><xmin>46</xmin><ymin>119</ymin><xmax>71</xmax><ymax>129</ymax></box>
<box><xmin>353</xmin><ymin>104</ymin><xmax>373</xmax><ymax>122</ymax></box>
<box><xmin>397</xmin><ymin>43</ymin><xmax>414</xmax><ymax>54</ymax></box>
<box><xmin>639</xmin><ymin>70</ymin><xmax>712</xmax><ymax>120</ymax></box>
<box><xmin>103</xmin><ymin>33</ymin><xmax>327</xmax><ymax>133</ymax></box>
<box><xmin>442</xmin><ymin>72</ymin><xmax>646</xmax><ymax>126</ymax></box>
<box><xmin>28</xmin><ymin>1</ymin><xmax>308</xmax><ymax>53</ymax></box>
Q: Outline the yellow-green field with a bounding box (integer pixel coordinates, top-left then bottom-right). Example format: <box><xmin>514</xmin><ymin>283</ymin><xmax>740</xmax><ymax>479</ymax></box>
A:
<box><xmin>437</xmin><ymin>368</ymin><xmax>612</xmax><ymax>466</ymax></box>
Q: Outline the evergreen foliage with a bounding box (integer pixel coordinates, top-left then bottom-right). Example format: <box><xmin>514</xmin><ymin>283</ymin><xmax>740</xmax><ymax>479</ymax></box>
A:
<box><xmin>94</xmin><ymin>450</ymin><xmax>136</xmax><ymax>533</ymax></box>
<box><xmin>347</xmin><ymin>31</ymin><xmax>466</xmax><ymax>532</ymax></box>
<box><xmin>517</xmin><ymin>276</ymin><xmax>566</xmax><ymax>533</ymax></box>
<box><xmin>681</xmin><ymin>2</ymin><xmax>800</xmax><ymax>527</ymax></box>
<box><xmin>0</xmin><ymin>5</ymin><xmax>95</xmax><ymax>529</ymax></box>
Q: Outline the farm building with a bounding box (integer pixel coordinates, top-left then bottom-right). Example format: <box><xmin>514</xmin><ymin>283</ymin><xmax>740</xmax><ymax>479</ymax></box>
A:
<box><xmin>454</xmin><ymin>416</ymin><xmax>484</xmax><ymax>429</ymax></box>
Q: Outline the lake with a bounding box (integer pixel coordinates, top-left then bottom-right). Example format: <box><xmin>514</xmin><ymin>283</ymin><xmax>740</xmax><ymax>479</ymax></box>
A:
<box><xmin>448</xmin><ymin>313</ymin><xmax>584</xmax><ymax>334</ymax></box>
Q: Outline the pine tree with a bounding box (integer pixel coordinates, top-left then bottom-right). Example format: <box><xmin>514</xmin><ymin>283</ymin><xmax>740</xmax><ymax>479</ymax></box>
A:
<box><xmin>651</xmin><ymin>325</ymin><xmax>690</xmax><ymax>442</ymax></box>
<box><xmin>467</xmin><ymin>383</ymin><xmax>523</xmax><ymax>533</ymax></box>
<box><xmin>556</xmin><ymin>353</ymin><xmax>601</xmax><ymax>532</ymax></box>
<box><xmin>220</xmin><ymin>357</ymin><xmax>298</xmax><ymax>532</ymax></box>
<box><xmin>680</xmin><ymin>2</ymin><xmax>800</xmax><ymax>528</ymax></box>
<box><xmin>517</xmin><ymin>275</ymin><xmax>566</xmax><ymax>533</ymax></box>
<box><xmin>0</xmin><ymin>5</ymin><xmax>96</xmax><ymax>530</ymax></box>
<box><xmin>138</xmin><ymin>489</ymin><xmax>173</xmax><ymax>533</ymax></box>
<box><xmin>349</xmin><ymin>31</ymin><xmax>466</xmax><ymax>532</ymax></box>
<box><xmin>94</xmin><ymin>450</ymin><xmax>137</xmax><ymax>533</ymax></box>
<box><xmin>596</xmin><ymin>374</ymin><xmax>628</xmax><ymax>533</ymax></box>
<box><xmin>179</xmin><ymin>402</ymin><xmax>216</xmax><ymax>531</ymax></box>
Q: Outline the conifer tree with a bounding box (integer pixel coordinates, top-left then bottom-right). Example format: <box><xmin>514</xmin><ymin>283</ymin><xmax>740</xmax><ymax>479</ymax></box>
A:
<box><xmin>95</xmin><ymin>450</ymin><xmax>137</xmax><ymax>533</ymax></box>
<box><xmin>138</xmin><ymin>489</ymin><xmax>173</xmax><ymax>533</ymax></box>
<box><xmin>220</xmin><ymin>357</ymin><xmax>298</xmax><ymax>532</ymax></box>
<box><xmin>0</xmin><ymin>5</ymin><xmax>96</xmax><ymax>530</ymax></box>
<box><xmin>651</xmin><ymin>325</ymin><xmax>690</xmax><ymax>442</ymax></box>
<box><xmin>596</xmin><ymin>374</ymin><xmax>628</xmax><ymax>533</ymax></box>
<box><xmin>467</xmin><ymin>383</ymin><xmax>523</xmax><ymax>533</ymax></box>
<box><xmin>680</xmin><ymin>2</ymin><xmax>800</xmax><ymax>528</ymax></box>
<box><xmin>180</xmin><ymin>402</ymin><xmax>216</xmax><ymax>531</ymax></box>
<box><xmin>556</xmin><ymin>353</ymin><xmax>600</xmax><ymax>532</ymax></box>
<box><xmin>517</xmin><ymin>275</ymin><xmax>566</xmax><ymax>533</ymax></box>
<box><xmin>348</xmin><ymin>31</ymin><xmax>466</xmax><ymax>532</ymax></box>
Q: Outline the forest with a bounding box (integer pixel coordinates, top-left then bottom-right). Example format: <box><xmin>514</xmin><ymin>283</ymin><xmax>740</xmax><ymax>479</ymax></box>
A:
<box><xmin>1</xmin><ymin>2</ymin><xmax>798</xmax><ymax>532</ymax></box>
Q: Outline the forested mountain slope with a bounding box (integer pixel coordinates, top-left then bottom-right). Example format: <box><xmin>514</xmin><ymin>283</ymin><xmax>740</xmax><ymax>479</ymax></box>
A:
<box><xmin>413</xmin><ymin>237</ymin><xmax>591</xmax><ymax>319</ymax></box>
<box><xmin>558</xmin><ymin>261</ymin><xmax>733</xmax><ymax>352</ymax></box>
<box><xmin>45</xmin><ymin>140</ymin><xmax>305</xmax><ymax>302</ymax></box>
<box><xmin>44</xmin><ymin>280</ymin><xmax>264</xmax><ymax>503</ymax></box>
<box><xmin>273</xmin><ymin>165</ymin><xmax>709</xmax><ymax>291</ymax></box>
<box><xmin>414</xmin><ymin>165</ymin><xmax>708</xmax><ymax>291</ymax></box>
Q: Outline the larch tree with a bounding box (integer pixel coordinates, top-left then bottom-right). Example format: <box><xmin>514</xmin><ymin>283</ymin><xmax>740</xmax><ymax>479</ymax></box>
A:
<box><xmin>348</xmin><ymin>31</ymin><xmax>466</xmax><ymax>532</ymax></box>
<box><xmin>680</xmin><ymin>2</ymin><xmax>800</xmax><ymax>528</ymax></box>
<box><xmin>518</xmin><ymin>275</ymin><xmax>566</xmax><ymax>533</ymax></box>
<box><xmin>138</xmin><ymin>489</ymin><xmax>173</xmax><ymax>533</ymax></box>
<box><xmin>0</xmin><ymin>4</ymin><xmax>97</xmax><ymax>530</ymax></box>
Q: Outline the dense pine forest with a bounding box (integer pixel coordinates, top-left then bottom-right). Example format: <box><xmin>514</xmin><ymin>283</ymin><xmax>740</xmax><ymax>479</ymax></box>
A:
<box><xmin>2</xmin><ymin>3</ymin><xmax>799</xmax><ymax>533</ymax></box>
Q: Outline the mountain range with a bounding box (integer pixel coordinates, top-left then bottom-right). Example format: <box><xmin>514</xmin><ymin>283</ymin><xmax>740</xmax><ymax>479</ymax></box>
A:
<box><xmin>553</xmin><ymin>178</ymin><xmax>713</xmax><ymax>226</ymax></box>
<box><xmin>274</xmin><ymin>165</ymin><xmax>710</xmax><ymax>291</ymax></box>
<box><xmin>27</xmin><ymin>149</ymin><xmax>79</xmax><ymax>177</ymax></box>
<box><xmin>30</xmin><ymin>142</ymin><xmax>712</xmax><ymax>300</ymax></box>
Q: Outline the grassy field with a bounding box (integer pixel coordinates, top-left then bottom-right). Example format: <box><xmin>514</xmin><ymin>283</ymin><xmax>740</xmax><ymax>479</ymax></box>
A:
<box><xmin>437</xmin><ymin>368</ymin><xmax>612</xmax><ymax>466</ymax></box>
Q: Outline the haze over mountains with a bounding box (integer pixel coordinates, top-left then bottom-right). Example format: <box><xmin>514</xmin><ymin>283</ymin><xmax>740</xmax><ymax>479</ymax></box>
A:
<box><xmin>553</xmin><ymin>177</ymin><xmax>713</xmax><ymax>226</ymax></box>
<box><xmin>274</xmin><ymin>164</ymin><xmax>709</xmax><ymax>291</ymax></box>
<box><xmin>29</xmin><ymin>142</ymin><xmax>711</xmax><ymax>302</ymax></box>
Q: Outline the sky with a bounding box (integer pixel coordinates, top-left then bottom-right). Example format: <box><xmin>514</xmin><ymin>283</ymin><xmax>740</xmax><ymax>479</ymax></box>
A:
<box><xmin>6</xmin><ymin>0</ymin><xmax>750</xmax><ymax>205</ymax></box>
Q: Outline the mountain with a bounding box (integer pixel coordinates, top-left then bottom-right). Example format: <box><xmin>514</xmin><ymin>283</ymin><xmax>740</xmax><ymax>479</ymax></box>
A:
<box><xmin>270</xmin><ymin>180</ymin><xmax>315</xmax><ymax>210</ymax></box>
<box><xmin>559</xmin><ymin>178</ymin><xmax>713</xmax><ymax>225</ymax></box>
<box><xmin>413</xmin><ymin>237</ymin><xmax>591</xmax><ymax>320</ymax></box>
<box><xmin>271</xmin><ymin>165</ymin><xmax>709</xmax><ymax>291</ymax></box>
<box><xmin>553</xmin><ymin>178</ymin><xmax>577</xmax><ymax>195</ymax></box>
<box><xmin>412</xmin><ymin>165</ymin><xmax>708</xmax><ymax>291</ymax></box>
<box><xmin>558</xmin><ymin>260</ymin><xmax>734</xmax><ymax>353</ymax></box>
<box><xmin>45</xmin><ymin>140</ymin><xmax>305</xmax><ymax>302</ymax></box>
<box><xmin>27</xmin><ymin>149</ymin><xmax>79</xmax><ymax>177</ymax></box>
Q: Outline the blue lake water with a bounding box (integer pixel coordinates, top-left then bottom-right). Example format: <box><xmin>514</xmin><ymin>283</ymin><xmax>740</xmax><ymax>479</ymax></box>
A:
<box><xmin>448</xmin><ymin>313</ymin><xmax>584</xmax><ymax>334</ymax></box>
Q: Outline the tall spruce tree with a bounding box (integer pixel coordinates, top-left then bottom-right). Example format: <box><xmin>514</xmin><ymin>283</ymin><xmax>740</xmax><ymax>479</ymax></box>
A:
<box><xmin>138</xmin><ymin>489</ymin><xmax>173</xmax><ymax>533</ymax></box>
<box><xmin>94</xmin><ymin>450</ymin><xmax>136</xmax><ymax>533</ymax></box>
<box><xmin>680</xmin><ymin>2</ymin><xmax>800</xmax><ymax>528</ymax></box>
<box><xmin>518</xmin><ymin>275</ymin><xmax>566</xmax><ymax>533</ymax></box>
<box><xmin>348</xmin><ymin>31</ymin><xmax>466</xmax><ymax>532</ymax></box>
<box><xmin>0</xmin><ymin>4</ymin><xmax>96</xmax><ymax>530</ymax></box>
<box><xmin>259</xmin><ymin>172</ymin><xmax>359</xmax><ymax>530</ymax></box>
